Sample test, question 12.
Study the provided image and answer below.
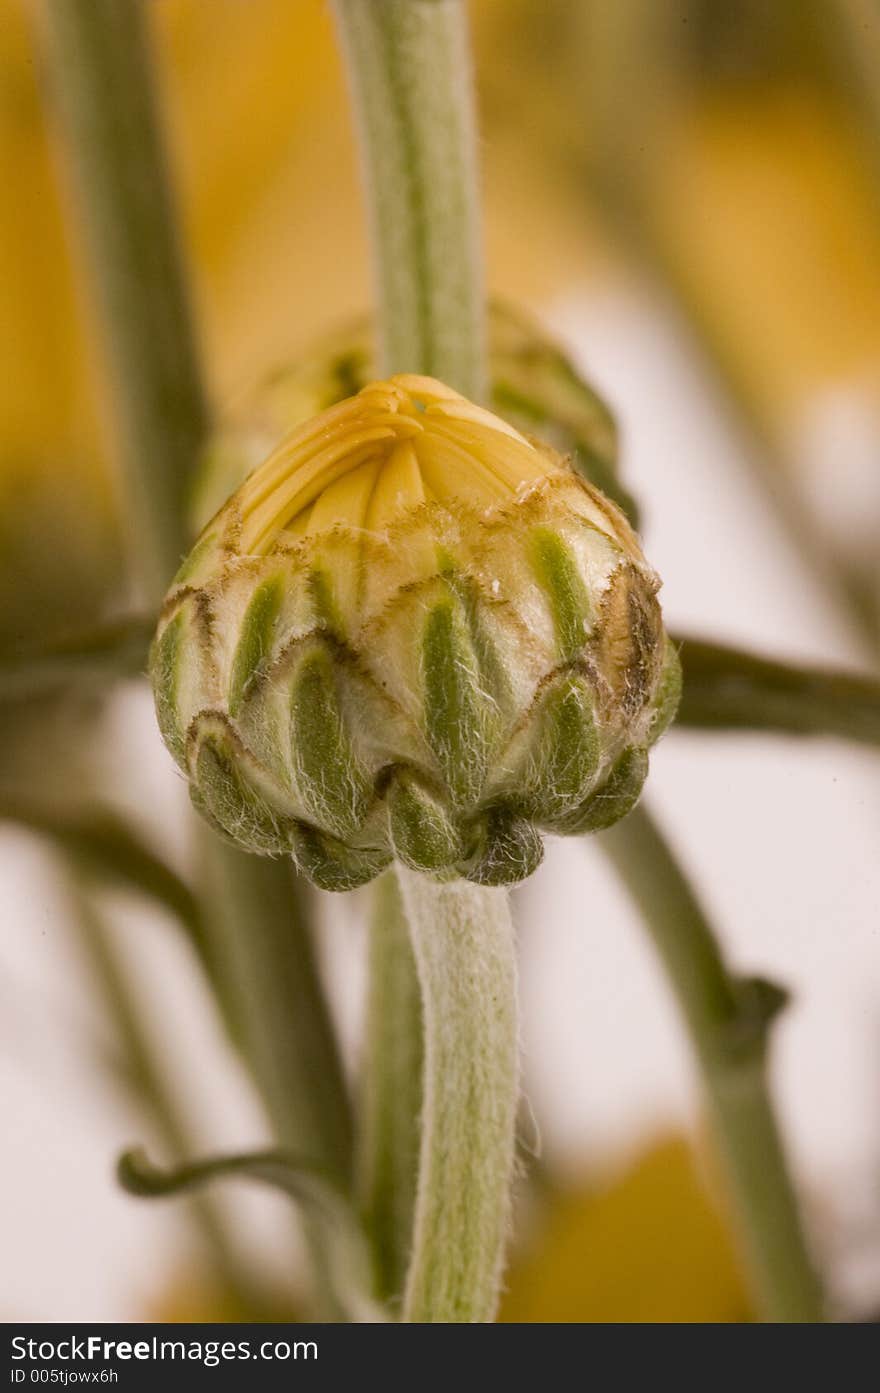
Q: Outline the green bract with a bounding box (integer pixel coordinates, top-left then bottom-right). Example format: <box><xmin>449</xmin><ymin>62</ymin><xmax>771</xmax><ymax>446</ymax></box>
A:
<box><xmin>153</xmin><ymin>370</ymin><xmax>678</xmax><ymax>890</ymax></box>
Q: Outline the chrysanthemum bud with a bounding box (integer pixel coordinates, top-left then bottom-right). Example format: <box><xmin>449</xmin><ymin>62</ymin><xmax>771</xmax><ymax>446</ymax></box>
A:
<box><xmin>153</xmin><ymin>375</ymin><xmax>678</xmax><ymax>889</ymax></box>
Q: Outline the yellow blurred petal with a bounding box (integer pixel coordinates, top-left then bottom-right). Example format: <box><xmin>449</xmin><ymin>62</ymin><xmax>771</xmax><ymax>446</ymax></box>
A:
<box><xmin>652</xmin><ymin>90</ymin><xmax>880</xmax><ymax>420</ymax></box>
<box><xmin>501</xmin><ymin>1137</ymin><xmax>751</xmax><ymax>1324</ymax></box>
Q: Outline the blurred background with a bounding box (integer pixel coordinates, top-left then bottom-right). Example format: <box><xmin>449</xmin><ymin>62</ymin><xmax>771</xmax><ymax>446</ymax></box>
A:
<box><xmin>2</xmin><ymin>0</ymin><xmax>879</xmax><ymax>1321</ymax></box>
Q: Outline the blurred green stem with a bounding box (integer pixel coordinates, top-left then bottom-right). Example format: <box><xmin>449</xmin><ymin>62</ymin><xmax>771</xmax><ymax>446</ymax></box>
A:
<box><xmin>7</xmin><ymin>617</ymin><xmax>880</xmax><ymax>750</ymax></box>
<box><xmin>37</xmin><ymin>0</ymin><xmax>206</xmax><ymax>600</ymax></box>
<box><xmin>396</xmin><ymin>869</ymin><xmax>519</xmax><ymax>1323</ymax></box>
<box><xmin>0</xmin><ymin>615</ymin><xmax>154</xmax><ymax>702</ymax></box>
<box><xmin>601</xmin><ymin>805</ymin><xmax>824</xmax><ymax>1322</ymax></box>
<box><xmin>70</xmin><ymin>882</ymin><xmax>269</xmax><ymax>1316</ymax></box>
<box><xmin>331</xmin><ymin>0</ymin><xmax>486</xmax><ymax>399</ymax></box>
<box><xmin>358</xmin><ymin>871</ymin><xmax>423</xmax><ymax>1306</ymax></box>
<box><xmin>198</xmin><ymin>843</ymin><xmax>352</xmax><ymax>1320</ymax></box>
<box><xmin>198</xmin><ymin>844</ymin><xmax>351</xmax><ymax>1179</ymax></box>
<box><xmin>673</xmin><ymin>634</ymin><xmax>880</xmax><ymax>745</ymax></box>
<box><xmin>36</xmin><ymin>0</ymin><xmax>353</xmax><ymax>1307</ymax></box>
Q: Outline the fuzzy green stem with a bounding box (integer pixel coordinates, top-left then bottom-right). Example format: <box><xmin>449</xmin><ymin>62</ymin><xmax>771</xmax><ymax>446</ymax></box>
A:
<box><xmin>331</xmin><ymin>0</ymin><xmax>486</xmax><ymax>399</ymax></box>
<box><xmin>35</xmin><ymin>0</ymin><xmax>354</xmax><ymax>1304</ymax></box>
<box><xmin>334</xmin><ymin>0</ymin><xmax>505</xmax><ymax>1323</ymax></box>
<box><xmin>601</xmin><ymin>805</ymin><xmax>824</xmax><ymax>1322</ymax></box>
<box><xmin>396</xmin><ymin>868</ymin><xmax>519</xmax><ymax>1323</ymax></box>
<box><xmin>358</xmin><ymin>870</ymin><xmax>423</xmax><ymax>1306</ymax></box>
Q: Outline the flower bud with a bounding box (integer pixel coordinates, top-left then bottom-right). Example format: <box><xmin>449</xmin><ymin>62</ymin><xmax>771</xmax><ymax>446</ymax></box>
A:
<box><xmin>153</xmin><ymin>374</ymin><xmax>678</xmax><ymax>889</ymax></box>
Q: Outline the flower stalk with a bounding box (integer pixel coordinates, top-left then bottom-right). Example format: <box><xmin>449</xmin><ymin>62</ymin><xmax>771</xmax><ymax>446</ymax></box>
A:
<box><xmin>333</xmin><ymin>0</ymin><xmax>520</xmax><ymax>1321</ymax></box>
<box><xmin>331</xmin><ymin>0</ymin><xmax>486</xmax><ymax>400</ymax></box>
<box><xmin>396</xmin><ymin>868</ymin><xmax>519</xmax><ymax>1323</ymax></box>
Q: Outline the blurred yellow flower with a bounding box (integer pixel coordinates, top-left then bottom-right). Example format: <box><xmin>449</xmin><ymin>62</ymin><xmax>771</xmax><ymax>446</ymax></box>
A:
<box><xmin>652</xmin><ymin>89</ymin><xmax>880</xmax><ymax>427</ymax></box>
<box><xmin>501</xmin><ymin>1137</ymin><xmax>751</xmax><ymax>1323</ymax></box>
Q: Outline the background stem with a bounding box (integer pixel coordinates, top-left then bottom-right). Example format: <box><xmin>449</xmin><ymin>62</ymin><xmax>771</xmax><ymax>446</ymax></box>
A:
<box><xmin>358</xmin><ymin>870</ymin><xmax>423</xmax><ymax>1306</ymax></box>
<box><xmin>396</xmin><ymin>868</ymin><xmax>519</xmax><ymax>1323</ymax></box>
<box><xmin>7</xmin><ymin>617</ymin><xmax>880</xmax><ymax>752</ymax></box>
<box><xmin>69</xmin><ymin>881</ymin><xmax>269</xmax><ymax>1316</ymax></box>
<box><xmin>600</xmin><ymin>804</ymin><xmax>824</xmax><ymax>1322</ymax></box>
<box><xmin>36</xmin><ymin>0</ymin><xmax>352</xmax><ymax>1304</ymax></box>
<box><xmin>198</xmin><ymin>842</ymin><xmax>351</xmax><ymax>1180</ymax></box>
<box><xmin>37</xmin><ymin>0</ymin><xmax>206</xmax><ymax>603</ymax></box>
<box><xmin>673</xmin><ymin>634</ymin><xmax>880</xmax><ymax>745</ymax></box>
<box><xmin>331</xmin><ymin>0</ymin><xmax>486</xmax><ymax>399</ymax></box>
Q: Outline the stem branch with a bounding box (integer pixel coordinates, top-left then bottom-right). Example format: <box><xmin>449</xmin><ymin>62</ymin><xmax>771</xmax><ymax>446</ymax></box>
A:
<box><xmin>70</xmin><ymin>884</ymin><xmax>268</xmax><ymax>1315</ymax></box>
<box><xmin>601</xmin><ymin>805</ymin><xmax>824</xmax><ymax>1322</ymax></box>
<box><xmin>673</xmin><ymin>634</ymin><xmax>880</xmax><ymax>746</ymax></box>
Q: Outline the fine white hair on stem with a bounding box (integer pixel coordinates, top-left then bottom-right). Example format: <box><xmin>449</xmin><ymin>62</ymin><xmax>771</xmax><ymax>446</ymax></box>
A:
<box><xmin>396</xmin><ymin>864</ymin><xmax>519</xmax><ymax>1323</ymax></box>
